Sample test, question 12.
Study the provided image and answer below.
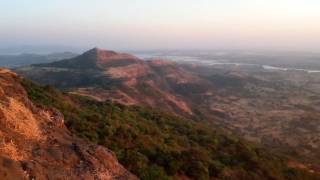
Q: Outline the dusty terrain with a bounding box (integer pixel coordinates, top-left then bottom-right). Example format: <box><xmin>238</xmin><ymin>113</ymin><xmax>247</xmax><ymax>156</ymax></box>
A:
<box><xmin>184</xmin><ymin>64</ymin><xmax>320</xmax><ymax>171</ymax></box>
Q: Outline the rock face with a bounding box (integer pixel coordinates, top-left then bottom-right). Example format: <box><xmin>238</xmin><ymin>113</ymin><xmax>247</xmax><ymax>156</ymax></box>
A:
<box><xmin>0</xmin><ymin>68</ymin><xmax>137</xmax><ymax>180</ymax></box>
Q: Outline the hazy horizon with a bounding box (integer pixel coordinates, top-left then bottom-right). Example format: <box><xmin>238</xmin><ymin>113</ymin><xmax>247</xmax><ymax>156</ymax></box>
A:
<box><xmin>1</xmin><ymin>0</ymin><xmax>320</xmax><ymax>52</ymax></box>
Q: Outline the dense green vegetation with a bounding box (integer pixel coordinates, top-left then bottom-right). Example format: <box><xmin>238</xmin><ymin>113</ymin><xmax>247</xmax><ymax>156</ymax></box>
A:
<box><xmin>21</xmin><ymin>78</ymin><xmax>318</xmax><ymax>180</ymax></box>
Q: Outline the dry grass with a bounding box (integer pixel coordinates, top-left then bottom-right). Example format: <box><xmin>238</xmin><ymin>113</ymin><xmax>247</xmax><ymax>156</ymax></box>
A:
<box><xmin>107</xmin><ymin>64</ymin><xmax>149</xmax><ymax>79</ymax></box>
<box><xmin>0</xmin><ymin>97</ymin><xmax>43</xmax><ymax>141</ymax></box>
<box><xmin>0</xmin><ymin>140</ymin><xmax>24</xmax><ymax>161</ymax></box>
<box><xmin>95</xmin><ymin>171</ymin><xmax>113</xmax><ymax>180</ymax></box>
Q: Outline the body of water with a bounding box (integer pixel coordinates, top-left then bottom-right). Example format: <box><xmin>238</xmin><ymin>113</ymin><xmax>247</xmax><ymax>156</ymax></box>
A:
<box><xmin>134</xmin><ymin>53</ymin><xmax>320</xmax><ymax>73</ymax></box>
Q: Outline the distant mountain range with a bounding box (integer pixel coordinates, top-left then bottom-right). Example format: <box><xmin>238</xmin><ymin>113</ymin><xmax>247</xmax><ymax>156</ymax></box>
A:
<box><xmin>0</xmin><ymin>52</ymin><xmax>78</xmax><ymax>68</ymax></box>
<box><xmin>0</xmin><ymin>45</ymin><xmax>84</xmax><ymax>55</ymax></box>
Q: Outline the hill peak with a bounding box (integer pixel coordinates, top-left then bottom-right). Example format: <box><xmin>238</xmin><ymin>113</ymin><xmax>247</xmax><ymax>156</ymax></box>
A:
<box><xmin>86</xmin><ymin>47</ymin><xmax>116</xmax><ymax>54</ymax></box>
<box><xmin>83</xmin><ymin>47</ymin><xmax>118</xmax><ymax>60</ymax></box>
<box><xmin>37</xmin><ymin>48</ymin><xmax>141</xmax><ymax>69</ymax></box>
<box><xmin>82</xmin><ymin>48</ymin><xmax>141</xmax><ymax>67</ymax></box>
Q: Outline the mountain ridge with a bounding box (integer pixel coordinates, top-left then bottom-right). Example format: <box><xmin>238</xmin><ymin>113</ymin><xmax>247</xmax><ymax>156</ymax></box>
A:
<box><xmin>18</xmin><ymin>48</ymin><xmax>204</xmax><ymax>115</ymax></box>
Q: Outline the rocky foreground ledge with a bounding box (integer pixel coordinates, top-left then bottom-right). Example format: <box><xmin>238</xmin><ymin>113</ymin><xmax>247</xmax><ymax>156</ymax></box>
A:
<box><xmin>0</xmin><ymin>68</ymin><xmax>137</xmax><ymax>180</ymax></box>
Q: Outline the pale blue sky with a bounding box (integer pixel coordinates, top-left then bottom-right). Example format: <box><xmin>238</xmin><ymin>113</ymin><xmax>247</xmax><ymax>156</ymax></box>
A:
<box><xmin>1</xmin><ymin>0</ymin><xmax>320</xmax><ymax>51</ymax></box>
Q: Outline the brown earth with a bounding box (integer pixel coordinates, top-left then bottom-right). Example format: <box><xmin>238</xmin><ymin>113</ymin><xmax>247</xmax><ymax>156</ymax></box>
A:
<box><xmin>0</xmin><ymin>68</ymin><xmax>137</xmax><ymax>180</ymax></box>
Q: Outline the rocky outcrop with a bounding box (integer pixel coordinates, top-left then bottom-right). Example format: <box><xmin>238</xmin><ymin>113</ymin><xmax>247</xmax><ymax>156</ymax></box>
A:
<box><xmin>0</xmin><ymin>68</ymin><xmax>137</xmax><ymax>180</ymax></box>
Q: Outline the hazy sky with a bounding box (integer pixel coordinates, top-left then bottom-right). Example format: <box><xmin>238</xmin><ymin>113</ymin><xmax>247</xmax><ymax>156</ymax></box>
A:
<box><xmin>1</xmin><ymin>0</ymin><xmax>320</xmax><ymax>51</ymax></box>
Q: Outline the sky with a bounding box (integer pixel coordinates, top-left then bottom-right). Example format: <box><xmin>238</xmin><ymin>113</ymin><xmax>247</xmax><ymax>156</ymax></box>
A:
<box><xmin>1</xmin><ymin>0</ymin><xmax>320</xmax><ymax>51</ymax></box>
